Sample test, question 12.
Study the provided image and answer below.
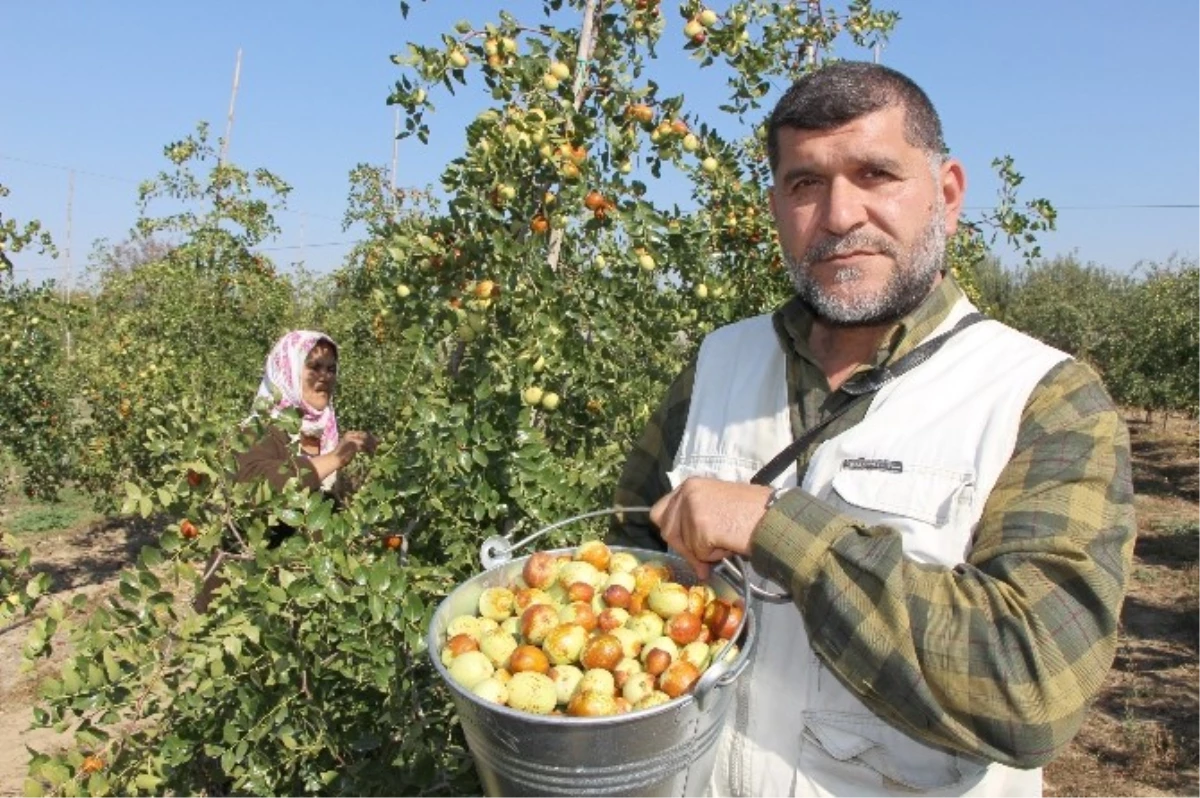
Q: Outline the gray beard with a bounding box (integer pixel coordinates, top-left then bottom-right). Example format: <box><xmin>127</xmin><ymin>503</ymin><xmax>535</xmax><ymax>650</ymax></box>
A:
<box><xmin>785</xmin><ymin>206</ymin><xmax>947</xmax><ymax>327</ymax></box>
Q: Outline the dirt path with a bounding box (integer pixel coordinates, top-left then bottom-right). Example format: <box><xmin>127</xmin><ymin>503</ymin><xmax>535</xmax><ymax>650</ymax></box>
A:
<box><xmin>1</xmin><ymin>413</ymin><xmax>1196</xmax><ymax>797</ymax></box>
<box><xmin>0</xmin><ymin>520</ymin><xmax>158</xmax><ymax>796</ymax></box>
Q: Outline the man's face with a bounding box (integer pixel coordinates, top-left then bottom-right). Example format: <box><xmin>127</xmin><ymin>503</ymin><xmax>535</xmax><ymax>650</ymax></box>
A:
<box><xmin>768</xmin><ymin>105</ymin><xmax>965</xmax><ymax>326</ymax></box>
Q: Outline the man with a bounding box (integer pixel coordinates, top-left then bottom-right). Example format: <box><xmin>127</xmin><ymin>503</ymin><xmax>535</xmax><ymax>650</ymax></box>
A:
<box><xmin>609</xmin><ymin>61</ymin><xmax>1134</xmax><ymax>797</ymax></box>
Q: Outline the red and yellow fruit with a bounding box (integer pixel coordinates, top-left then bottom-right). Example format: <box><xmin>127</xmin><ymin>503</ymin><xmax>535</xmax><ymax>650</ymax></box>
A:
<box><xmin>441</xmin><ymin>541</ymin><xmax>747</xmax><ymax>718</ymax></box>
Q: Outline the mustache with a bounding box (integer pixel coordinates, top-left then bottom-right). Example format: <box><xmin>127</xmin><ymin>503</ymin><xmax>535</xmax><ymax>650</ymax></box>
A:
<box><xmin>801</xmin><ymin>230</ymin><xmax>899</xmax><ymax>266</ymax></box>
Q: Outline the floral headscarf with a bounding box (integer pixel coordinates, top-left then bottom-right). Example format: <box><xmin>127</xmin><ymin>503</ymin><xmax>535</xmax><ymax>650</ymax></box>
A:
<box><xmin>254</xmin><ymin>330</ymin><xmax>340</xmax><ymax>455</ymax></box>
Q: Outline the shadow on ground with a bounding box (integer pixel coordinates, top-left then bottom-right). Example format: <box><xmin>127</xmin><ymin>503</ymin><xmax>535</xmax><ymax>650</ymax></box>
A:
<box><xmin>30</xmin><ymin>516</ymin><xmax>162</xmax><ymax>593</ymax></box>
<box><xmin>1127</xmin><ymin>419</ymin><xmax>1199</xmax><ymax>504</ymax></box>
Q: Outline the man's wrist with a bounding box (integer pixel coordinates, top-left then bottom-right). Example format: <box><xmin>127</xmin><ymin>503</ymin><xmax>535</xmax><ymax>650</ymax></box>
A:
<box><xmin>764</xmin><ymin>485</ymin><xmax>791</xmax><ymax>510</ymax></box>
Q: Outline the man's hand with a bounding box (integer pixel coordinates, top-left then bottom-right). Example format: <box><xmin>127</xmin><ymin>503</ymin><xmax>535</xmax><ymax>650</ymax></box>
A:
<box><xmin>651</xmin><ymin>477</ymin><xmax>774</xmax><ymax>579</ymax></box>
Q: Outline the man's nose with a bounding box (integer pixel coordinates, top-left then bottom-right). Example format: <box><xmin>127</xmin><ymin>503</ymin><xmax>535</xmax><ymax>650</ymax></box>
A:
<box><xmin>820</xmin><ymin>176</ymin><xmax>869</xmax><ymax>236</ymax></box>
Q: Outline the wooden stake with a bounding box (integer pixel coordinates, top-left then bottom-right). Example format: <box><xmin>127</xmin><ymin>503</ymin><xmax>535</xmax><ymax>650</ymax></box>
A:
<box><xmin>220</xmin><ymin>49</ymin><xmax>243</xmax><ymax>166</ymax></box>
<box><xmin>391</xmin><ymin>107</ymin><xmax>401</xmax><ymax>213</ymax></box>
<box><xmin>546</xmin><ymin>0</ymin><xmax>598</xmax><ymax>273</ymax></box>
<box><xmin>64</xmin><ymin>169</ymin><xmax>74</xmax><ymax>358</ymax></box>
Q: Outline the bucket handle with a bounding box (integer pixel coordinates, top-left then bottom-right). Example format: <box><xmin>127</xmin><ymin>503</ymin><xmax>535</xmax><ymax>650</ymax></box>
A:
<box><xmin>482</xmin><ymin>509</ymin><xmax>792</xmax><ymax>602</ymax></box>
<box><xmin>479</xmin><ymin>506</ymin><xmax>654</xmax><ymax>570</ymax></box>
<box><xmin>479</xmin><ymin>507</ymin><xmax>763</xmax><ymax>712</ymax></box>
<box><xmin>714</xmin><ymin>556</ymin><xmax>793</xmax><ymax>604</ymax></box>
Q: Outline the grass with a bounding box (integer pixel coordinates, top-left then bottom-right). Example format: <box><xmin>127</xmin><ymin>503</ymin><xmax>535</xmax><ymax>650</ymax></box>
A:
<box><xmin>1</xmin><ymin>484</ymin><xmax>99</xmax><ymax>537</ymax></box>
<box><xmin>1121</xmin><ymin>712</ymin><xmax>1181</xmax><ymax>782</ymax></box>
<box><xmin>1155</xmin><ymin>519</ymin><xmax>1200</xmax><ymax>536</ymax></box>
<box><xmin>1131</xmin><ymin>566</ymin><xmax>1158</xmax><ymax>584</ymax></box>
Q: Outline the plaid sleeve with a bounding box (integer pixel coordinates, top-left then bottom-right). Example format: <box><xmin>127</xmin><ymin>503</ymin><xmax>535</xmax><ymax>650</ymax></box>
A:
<box><xmin>607</xmin><ymin>363</ymin><xmax>696</xmax><ymax>551</ymax></box>
<box><xmin>751</xmin><ymin>359</ymin><xmax>1136</xmax><ymax>768</ymax></box>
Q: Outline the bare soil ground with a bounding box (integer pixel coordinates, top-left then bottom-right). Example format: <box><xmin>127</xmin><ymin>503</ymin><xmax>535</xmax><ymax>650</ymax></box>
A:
<box><xmin>1</xmin><ymin>411</ymin><xmax>1196</xmax><ymax>797</ymax></box>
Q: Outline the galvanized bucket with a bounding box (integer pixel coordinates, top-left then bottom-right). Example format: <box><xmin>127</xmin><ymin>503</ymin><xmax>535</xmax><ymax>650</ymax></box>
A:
<box><xmin>428</xmin><ymin>511</ymin><xmax>758</xmax><ymax>797</ymax></box>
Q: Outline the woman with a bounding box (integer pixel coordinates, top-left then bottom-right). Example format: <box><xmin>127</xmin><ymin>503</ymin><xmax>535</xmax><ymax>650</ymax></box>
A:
<box><xmin>194</xmin><ymin>330</ymin><xmax>377</xmax><ymax>612</ymax></box>
<box><xmin>235</xmin><ymin>329</ymin><xmax>376</xmax><ymax>498</ymax></box>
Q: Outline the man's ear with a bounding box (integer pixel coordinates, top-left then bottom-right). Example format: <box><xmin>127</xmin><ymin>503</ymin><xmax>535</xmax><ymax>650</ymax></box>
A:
<box><xmin>940</xmin><ymin>158</ymin><xmax>967</xmax><ymax>237</ymax></box>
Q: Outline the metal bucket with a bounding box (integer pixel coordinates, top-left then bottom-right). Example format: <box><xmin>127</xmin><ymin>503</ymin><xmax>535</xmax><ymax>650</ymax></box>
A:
<box><xmin>428</xmin><ymin>544</ymin><xmax>757</xmax><ymax>797</ymax></box>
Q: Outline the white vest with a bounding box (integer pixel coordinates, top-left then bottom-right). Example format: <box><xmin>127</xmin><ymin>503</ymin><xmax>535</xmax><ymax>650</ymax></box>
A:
<box><xmin>670</xmin><ymin>298</ymin><xmax>1069</xmax><ymax>797</ymax></box>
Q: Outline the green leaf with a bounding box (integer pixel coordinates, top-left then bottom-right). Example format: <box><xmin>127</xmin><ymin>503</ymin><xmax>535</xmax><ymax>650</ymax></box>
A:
<box><xmin>367</xmin><ymin>564</ymin><xmax>390</xmax><ymax>594</ymax></box>
<box><xmin>139</xmin><ymin>546</ymin><xmax>164</xmax><ymax>568</ymax></box>
<box><xmin>61</xmin><ymin>664</ymin><xmax>83</xmax><ymax>693</ymax></box>
<box><xmin>308</xmin><ymin>499</ymin><xmax>333</xmax><ymax>532</ymax></box>
<box><xmin>102</xmin><ymin>649</ymin><xmax>121</xmax><ymax>682</ymax></box>
<box><xmin>41</xmin><ymin>762</ymin><xmax>70</xmax><ymax>788</ymax></box>
<box><xmin>369</xmin><ymin>594</ymin><xmax>384</xmax><ymax>624</ymax></box>
<box><xmin>402</xmin><ymin>591</ymin><xmax>424</xmax><ymax>623</ymax></box>
<box><xmin>87</xmin><ymin>772</ymin><xmax>111</xmax><ymax>796</ymax></box>
<box><xmin>133</xmin><ymin>774</ymin><xmax>162</xmax><ymax>792</ymax></box>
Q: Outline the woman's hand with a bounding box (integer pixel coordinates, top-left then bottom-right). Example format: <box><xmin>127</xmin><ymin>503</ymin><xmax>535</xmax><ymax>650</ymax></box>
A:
<box><xmin>335</xmin><ymin>431</ymin><xmax>378</xmax><ymax>465</ymax></box>
<box><xmin>310</xmin><ymin>431</ymin><xmax>379</xmax><ymax>480</ymax></box>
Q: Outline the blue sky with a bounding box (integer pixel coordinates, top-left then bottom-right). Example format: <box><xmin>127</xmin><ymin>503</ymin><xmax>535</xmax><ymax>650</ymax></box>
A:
<box><xmin>2</xmin><ymin>1</ymin><xmax>1196</xmax><ymax>286</ymax></box>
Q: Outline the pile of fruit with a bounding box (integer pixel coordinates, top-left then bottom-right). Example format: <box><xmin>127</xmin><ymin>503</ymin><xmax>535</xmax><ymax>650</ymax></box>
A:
<box><xmin>438</xmin><ymin>540</ymin><xmax>745</xmax><ymax>717</ymax></box>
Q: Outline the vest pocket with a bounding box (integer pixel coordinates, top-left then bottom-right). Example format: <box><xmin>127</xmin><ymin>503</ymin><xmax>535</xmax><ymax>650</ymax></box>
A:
<box><xmin>828</xmin><ymin>464</ymin><xmax>973</xmax><ymax>526</ymax></box>
<box><xmin>826</xmin><ymin>465</ymin><xmax>976</xmax><ymax>566</ymax></box>
<box><xmin>801</xmin><ymin>710</ymin><xmax>987</xmax><ymax>792</ymax></box>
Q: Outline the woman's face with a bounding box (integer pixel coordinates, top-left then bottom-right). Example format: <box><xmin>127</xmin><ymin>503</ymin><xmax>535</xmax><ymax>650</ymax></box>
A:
<box><xmin>301</xmin><ymin>342</ymin><xmax>338</xmax><ymax>411</ymax></box>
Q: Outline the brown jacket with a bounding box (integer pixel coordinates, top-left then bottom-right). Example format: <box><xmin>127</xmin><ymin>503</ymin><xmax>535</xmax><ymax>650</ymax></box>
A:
<box><xmin>195</xmin><ymin>426</ymin><xmax>342</xmax><ymax>613</ymax></box>
<box><xmin>234</xmin><ymin>424</ymin><xmax>325</xmax><ymax>493</ymax></box>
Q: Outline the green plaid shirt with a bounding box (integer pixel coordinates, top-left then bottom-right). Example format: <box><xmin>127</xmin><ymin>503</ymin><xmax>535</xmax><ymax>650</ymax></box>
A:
<box><xmin>609</xmin><ymin>276</ymin><xmax>1135</xmax><ymax>769</ymax></box>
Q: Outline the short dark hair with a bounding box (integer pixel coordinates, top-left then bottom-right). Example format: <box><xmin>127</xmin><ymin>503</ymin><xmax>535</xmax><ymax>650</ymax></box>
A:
<box><xmin>766</xmin><ymin>61</ymin><xmax>945</xmax><ymax>173</ymax></box>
